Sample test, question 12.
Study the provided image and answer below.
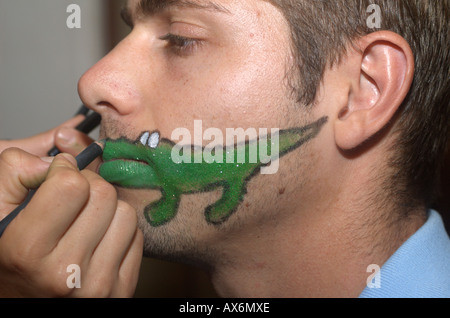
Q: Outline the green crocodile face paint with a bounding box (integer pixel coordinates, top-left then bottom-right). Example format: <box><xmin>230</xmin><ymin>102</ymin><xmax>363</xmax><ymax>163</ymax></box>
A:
<box><xmin>99</xmin><ymin>117</ymin><xmax>328</xmax><ymax>227</ymax></box>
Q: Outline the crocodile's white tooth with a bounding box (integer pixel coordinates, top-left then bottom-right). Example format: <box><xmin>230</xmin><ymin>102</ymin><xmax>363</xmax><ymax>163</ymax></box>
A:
<box><xmin>139</xmin><ymin>131</ymin><xmax>150</xmax><ymax>146</ymax></box>
<box><xmin>148</xmin><ymin>132</ymin><xmax>160</xmax><ymax>148</ymax></box>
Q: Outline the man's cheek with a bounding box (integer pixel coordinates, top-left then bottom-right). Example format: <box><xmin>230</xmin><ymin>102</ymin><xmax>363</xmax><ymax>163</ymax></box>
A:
<box><xmin>99</xmin><ymin>117</ymin><xmax>327</xmax><ymax>228</ymax></box>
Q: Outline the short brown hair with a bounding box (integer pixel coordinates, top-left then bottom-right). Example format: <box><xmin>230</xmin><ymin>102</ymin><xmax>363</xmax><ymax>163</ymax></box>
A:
<box><xmin>270</xmin><ymin>0</ymin><xmax>450</xmax><ymax>210</ymax></box>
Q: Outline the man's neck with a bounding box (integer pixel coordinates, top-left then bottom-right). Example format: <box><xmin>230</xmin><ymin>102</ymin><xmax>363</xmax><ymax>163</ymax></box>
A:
<box><xmin>208</xmin><ymin>176</ymin><xmax>426</xmax><ymax>297</ymax></box>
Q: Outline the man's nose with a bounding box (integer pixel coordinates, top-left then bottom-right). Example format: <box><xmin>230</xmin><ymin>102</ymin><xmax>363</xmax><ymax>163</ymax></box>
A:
<box><xmin>78</xmin><ymin>35</ymin><xmax>144</xmax><ymax>118</ymax></box>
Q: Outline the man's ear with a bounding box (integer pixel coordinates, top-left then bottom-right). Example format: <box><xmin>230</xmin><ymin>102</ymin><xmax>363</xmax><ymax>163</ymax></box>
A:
<box><xmin>335</xmin><ymin>31</ymin><xmax>414</xmax><ymax>150</ymax></box>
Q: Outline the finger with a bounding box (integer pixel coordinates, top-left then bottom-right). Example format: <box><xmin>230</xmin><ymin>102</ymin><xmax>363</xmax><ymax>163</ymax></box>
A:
<box><xmin>67</xmin><ymin>200</ymin><xmax>142</xmax><ymax>298</ymax></box>
<box><xmin>54</xmin><ymin>127</ymin><xmax>95</xmax><ymax>156</ymax></box>
<box><xmin>0</xmin><ymin>148</ymin><xmax>51</xmax><ymax>216</ymax></box>
<box><xmin>112</xmin><ymin>229</ymin><xmax>144</xmax><ymax>297</ymax></box>
<box><xmin>85</xmin><ymin>219</ymin><xmax>144</xmax><ymax>297</ymax></box>
<box><xmin>88</xmin><ymin>200</ymin><xmax>139</xmax><ymax>270</ymax></box>
<box><xmin>70</xmin><ymin>228</ymin><xmax>143</xmax><ymax>298</ymax></box>
<box><xmin>14</xmin><ymin>154</ymin><xmax>90</xmax><ymax>254</ymax></box>
<box><xmin>82</xmin><ymin>201</ymin><xmax>140</xmax><ymax>296</ymax></box>
<box><xmin>54</xmin><ymin>128</ymin><xmax>102</xmax><ymax>173</ymax></box>
<box><xmin>56</xmin><ymin>170</ymin><xmax>118</xmax><ymax>263</ymax></box>
<box><xmin>5</xmin><ymin>115</ymin><xmax>86</xmax><ymax>157</ymax></box>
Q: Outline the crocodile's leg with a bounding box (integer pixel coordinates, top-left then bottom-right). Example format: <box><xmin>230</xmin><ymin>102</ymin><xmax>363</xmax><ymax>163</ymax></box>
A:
<box><xmin>205</xmin><ymin>179</ymin><xmax>247</xmax><ymax>225</ymax></box>
<box><xmin>144</xmin><ymin>187</ymin><xmax>181</xmax><ymax>227</ymax></box>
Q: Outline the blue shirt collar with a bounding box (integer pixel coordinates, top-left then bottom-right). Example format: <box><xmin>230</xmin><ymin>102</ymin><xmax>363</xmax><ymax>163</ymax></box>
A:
<box><xmin>359</xmin><ymin>210</ymin><xmax>450</xmax><ymax>298</ymax></box>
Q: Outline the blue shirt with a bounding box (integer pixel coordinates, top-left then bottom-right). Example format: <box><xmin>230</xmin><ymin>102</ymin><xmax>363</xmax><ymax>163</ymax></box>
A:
<box><xmin>359</xmin><ymin>210</ymin><xmax>450</xmax><ymax>298</ymax></box>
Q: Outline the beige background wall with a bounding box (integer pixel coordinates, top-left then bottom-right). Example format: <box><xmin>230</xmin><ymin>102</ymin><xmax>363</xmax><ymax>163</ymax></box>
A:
<box><xmin>0</xmin><ymin>0</ymin><xmax>107</xmax><ymax>139</ymax></box>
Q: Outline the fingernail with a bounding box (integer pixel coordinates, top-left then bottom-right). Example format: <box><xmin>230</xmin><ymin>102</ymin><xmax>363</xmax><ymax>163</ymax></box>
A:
<box><xmin>58</xmin><ymin>153</ymin><xmax>78</xmax><ymax>167</ymax></box>
<box><xmin>56</xmin><ymin>127</ymin><xmax>76</xmax><ymax>146</ymax></box>
<box><xmin>40</xmin><ymin>156</ymin><xmax>55</xmax><ymax>163</ymax></box>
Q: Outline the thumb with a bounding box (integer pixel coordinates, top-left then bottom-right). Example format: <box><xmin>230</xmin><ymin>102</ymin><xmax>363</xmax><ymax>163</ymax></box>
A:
<box><xmin>0</xmin><ymin>148</ymin><xmax>52</xmax><ymax>220</ymax></box>
<box><xmin>54</xmin><ymin>127</ymin><xmax>95</xmax><ymax>156</ymax></box>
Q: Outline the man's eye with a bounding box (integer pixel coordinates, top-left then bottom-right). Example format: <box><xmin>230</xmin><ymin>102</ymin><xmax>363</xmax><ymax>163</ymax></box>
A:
<box><xmin>159</xmin><ymin>33</ymin><xmax>201</xmax><ymax>56</ymax></box>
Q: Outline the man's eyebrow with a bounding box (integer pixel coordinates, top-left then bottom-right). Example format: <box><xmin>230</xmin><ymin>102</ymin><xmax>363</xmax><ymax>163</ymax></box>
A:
<box><xmin>122</xmin><ymin>0</ymin><xmax>230</xmax><ymax>25</ymax></box>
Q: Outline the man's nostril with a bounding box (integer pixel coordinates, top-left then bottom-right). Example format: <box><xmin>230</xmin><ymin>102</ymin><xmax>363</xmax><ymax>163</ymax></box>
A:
<box><xmin>96</xmin><ymin>101</ymin><xmax>118</xmax><ymax>113</ymax></box>
<box><xmin>98</xmin><ymin>101</ymin><xmax>114</xmax><ymax>108</ymax></box>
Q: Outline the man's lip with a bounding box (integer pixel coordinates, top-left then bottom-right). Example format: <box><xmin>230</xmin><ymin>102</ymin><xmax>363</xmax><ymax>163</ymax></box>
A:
<box><xmin>101</xmin><ymin>141</ymin><xmax>148</xmax><ymax>162</ymax></box>
<box><xmin>99</xmin><ymin>158</ymin><xmax>152</xmax><ymax>182</ymax></box>
<box><xmin>101</xmin><ymin>158</ymin><xmax>150</xmax><ymax>166</ymax></box>
<box><xmin>95</xmin><ymin>157</ymin><xmax>104</xmax><ymax>174</ymax></box>
<box><xmin>99</xmin><ymin>158</ymin><xmax>157</xmax><ymax>189</ymax></box>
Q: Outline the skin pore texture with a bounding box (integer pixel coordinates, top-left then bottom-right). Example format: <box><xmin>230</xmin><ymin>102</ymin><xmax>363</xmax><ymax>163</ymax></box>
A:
<box><xmin>78</xmin><ymin>0</ymin><xmax>426</xmax><ymax>297</ymax></box>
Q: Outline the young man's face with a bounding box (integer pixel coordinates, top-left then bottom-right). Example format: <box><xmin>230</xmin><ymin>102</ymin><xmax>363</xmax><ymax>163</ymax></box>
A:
<box><xmin>79</xmin><ymin>0</ymin><xmax>327</xmax><ymax>262</ymax></box>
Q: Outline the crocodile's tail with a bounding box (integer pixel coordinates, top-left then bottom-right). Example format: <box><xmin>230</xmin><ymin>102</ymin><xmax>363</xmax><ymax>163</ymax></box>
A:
<box><xmin>266</xmin><ymin>116</ymin><xmax>328</xmax><ymax>159</ymax></box>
